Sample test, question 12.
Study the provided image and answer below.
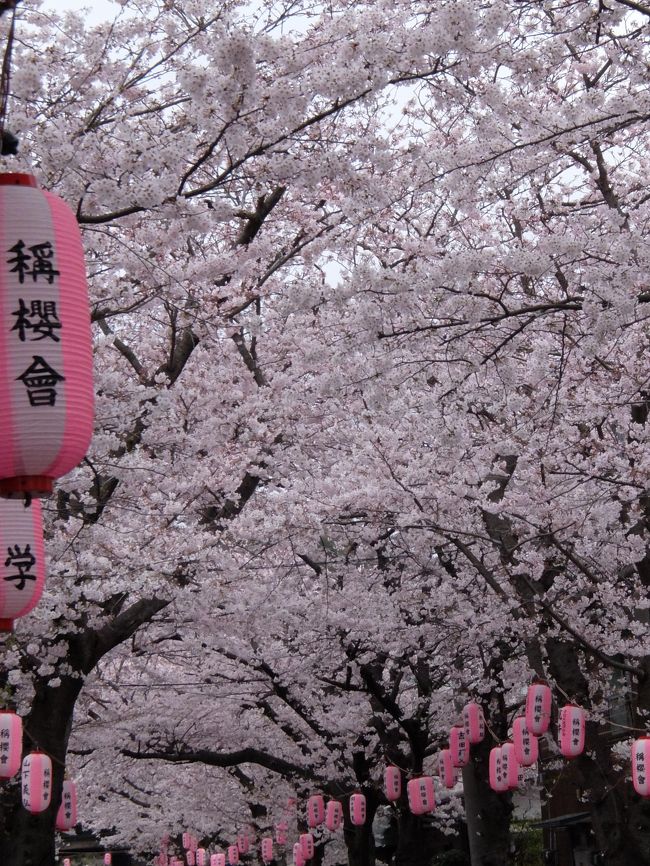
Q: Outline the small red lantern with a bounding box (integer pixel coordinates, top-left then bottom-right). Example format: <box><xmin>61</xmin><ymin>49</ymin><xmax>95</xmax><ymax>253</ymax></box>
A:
<box><xmin>228</xmin><ymin>845</ymin><xmax>239</xmax><ymax>865</ymax></box>
<box><xmin>55</xmin><ymin>779</ymin><xmax>77</xmax><ymax>830</ymax></box>
<box><xmin>0</xmin><ymin>173</ymin><xmax>94</xmax><ymax>499</ymax></box>
<box><xmin>489</xmin><ymin>746</ymin><xmax>508</xmax><ymax>793</ymax></box>
<box><xmin>449</xmin><ymin>725</ymin><xmax>469</xmax><ymax>768</ymax></box>
<box><xmin>438</xmin><ymin>749</ymin><xmax>456</xmax><ymax>789</ymax></box>
<box><xmin>632</xmin><ymin>737</ymin><xmax>650</xmax><ymax>797</ymax></box>
<box><xmin>0</xmin><ymin>498</ymin><xmax>46</xmax><ymax>632</ymax></box>
<box><xmin>525</xmin><ymin>680</ymin><xmax>552</xmax><ymax>736</ymax></box>
<box><xmin>237</xmin><ymin>835</ymin><xmax>249</xmax><ymax>855</ymax></box>
<box><xmin>0</xmin><ymin>709</ymin><xmax>22</xmax><ymax>778</ymax></box>
<box><xmin>299</xmin><ymin>834</ymin><xmax>314</xmax><ymax>860</ymax></box>
<box><xmin>407</xmin><ymin>777</ymin><xmax>436</xmax><ymax>815</ymax></box>
<box><xmin>292</xmin><ymin>843</ymin><xmax>305</xmax><ymax>866</ymax></box>
<box><xmin>501</xmin><ymin>742</ymin><xmax>519</xmax><ymax>789</ymax></box>
<box><xmin>261</xmin><ymin>837</ymin><xmax>274</xmax><ymax>863</ymax></box>
<box><xmin>275</xmin><ymin>823</ymin><xmax>288</xmax><ymax>845</ymax></box>
<box><xmin>307</xmin><ymin>794</ymin><xmax>325</xmax><ymax>827</ymax></box>
<box><xmin>512</xmin><ymin>716</ymin><xmax>538</xmax><ymax>767</ymax></box>
<box><xmin>325</xmin><ymin>799</ymin><xmax>343</xmax><ymax>831</ymax></box>
<box><xmin>384</xmin><ymin>765</ymin><xmax>401</xmax><ymax>801</ymax></box>
<box><xmin>349</xmin><ymin>792</ymin><xmax>366</xmax><ymax>825</ymax></box>
<box><xmin>462</xmin><ymin>702</ymin><xmax>485</xmax><ymax>744</ymax></box>
<box><xmin>21</xmin><ymin>751</ymin><xmax>52</xmax><ymax>813</ymax></box>
<box><xmin>559</xmin><ymin>705</ymin><xmax>585</xmax><ymax>758</ymax></box>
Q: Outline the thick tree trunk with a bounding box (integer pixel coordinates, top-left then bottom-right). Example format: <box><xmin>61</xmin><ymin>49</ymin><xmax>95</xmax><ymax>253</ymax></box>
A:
<box><xmin>462</xmin><ymin>737</ymin><xmax>514</xmax><ymax>866</ymax></box>
<box><xmin>343</xmin><ymin>794</ymin><xmax>377</xmax><ymax>866</ymax></box>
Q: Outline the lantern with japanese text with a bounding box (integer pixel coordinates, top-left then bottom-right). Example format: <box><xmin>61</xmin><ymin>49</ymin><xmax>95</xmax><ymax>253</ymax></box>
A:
<box><xmin>187</xmin><ymin>851</ymin><xmax>196</xmax><ymax>866</ymax></box>
<box><xmin>384</xmin><ymin>765</ymin><xmax>401</xmax><ymax>801</ymax></box>
<box><xmin>449</xmin><ymin>724</ymin><xmax>469</xmax><ymax>768</ymax></box>
<box><xmin>631</xmin><ymin>737</ymin><xmax>650</xmax><ymax>797</ymax></box>
<box><xmin>159</xmin><ymin>855</ymin><xmax>169</xmax><ymax>866</ymax></box>
<box><xmin>104</xmin><ymin>856</ymin><xmax>112</xmax><ymax>866</ymax></box>
<box><xmin>407</xmin><ymin>777</ymin><xmax>436</xmax><ymax>815</ymax></box>
<box><xmin>55</xmin><ymin>778</ymin><xmax>78</xmax><ymax>830</ymax></box>
<box><xmin>0</xmin><ymin>709</ymin><xmax>22</xmax><ymax>778</ymax></box>
<box><xmin>512</xmin><ymin>716</ymin><xmax>538</xmax><ymax>767</ymax></box>
<box><xmin>228</xmin><ymin>845</ymin><xmax>239</xmax><ymax>865</ymax></box>
<box><xmin>275</xmin><ymin>823</ymin><xmax>288</xmax><ymax>845</ymax></box>
<box><xmin>210</xmin><ymin>856</ymin><xmax>219</xmax><ymax>866</ymax></box>
<box><xmin>438</xmin><ymin>749</ymin><xmax>456</xmax><ymax>789</ymax></box>
<box><xmin>215</xmin><ymin>854</ymin><xmax>226</xmax><ymax>866</ymax></box>
<box><xmin>307</xmin><ymin>794</ymin><xmax>325</xmax><ymax>827</ymax></box>
<box><xmin>501</xmin><ymin>742</ymin><xmax>519</xmax><ymax>790</ymax></box>
<box><xmin>462</xmin><ymin>701</ymin><xmax>485</xmax><ymax>745</ymax></box>
<box><xmin>559</xmin><ymin>705</ymin><xmax>586</xmax><ymax>758</ymax></box>
<box><xmin>0</xmin><ymin>498</ymin><xmax>46</xmax><ymax>632</ymax></box>
<box><xmin>0</xmin><ymin>173</ymin><xmax>94</xmax><ymax>498</ymax></box>
<box><xmin>299</xmin><ymin>834</ymin><xmax>314</xmax><ymax>860</ymax></box>
<box><xmin>237</xmin><ymin>834</ymin><xmax>249</xmax><ymax>855</ymax></box>
<box><xmin>489</xmin><ymin>746</ymin><xmax>508</xmax><ymax>793</ymax></box>
<box><xmin>21</xmin><ymin>751</ymin><xmax>52</xmax><ymax>813</ymax></box>
<box><xmin>325</xmin><ymin>799</ymin><xmax>343</xmax><ymax>831</ymax></box>
<box><xmin>183</xmin><ymin>834</ymin><xmax>191</xmax><ymax>850</ymax></box>
<box><xmin>525</xmin><ymin>680</ymin><xmax>552</xmax><ymax>736</ymax></box>
<box><xmin>350</xmin><ymin>792</ymin><xmax>366</xmax><ymax>825</ymax></box>
<box><xmin>261</xmin><ymin>837</ymin><xmax>274</xmax><ymax>863</ymax></box>
<box><xmin>197</xmin><ymin>850</ymin><xmax>206</xmax><ymax>866</ymax></box>
<box><xmin>293</xmin><ymin>842</ymin><xmax>305</xmax><ymax>866</ymax></box>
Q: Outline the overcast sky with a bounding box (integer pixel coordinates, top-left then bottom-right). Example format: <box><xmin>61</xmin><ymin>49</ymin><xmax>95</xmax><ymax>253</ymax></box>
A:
<box><xmin>41</xmin><ymin>0</ymin><xmax>121</xmax><ymax>24</ymax></box>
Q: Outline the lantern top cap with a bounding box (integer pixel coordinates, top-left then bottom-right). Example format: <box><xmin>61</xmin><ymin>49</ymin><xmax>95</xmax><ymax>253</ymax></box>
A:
<box><xmin>0</xmin><ymin>172</ymin><xmax>38</xmax><ymax>187</ymax></box>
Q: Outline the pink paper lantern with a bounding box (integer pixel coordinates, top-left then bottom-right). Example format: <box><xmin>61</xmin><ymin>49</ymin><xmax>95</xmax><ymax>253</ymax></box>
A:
<box><xmin>190</xmin><ymin>838</ymin><xmax>198</xmax><ymax>853</ymax></box>
<box><xmin>216</xmin><ymin>855</ymin><xmax>226</xmax><ymax>866</ymax></box>
<box><xmin>64</xmin><ymin>860</ymin><xmax>71</xmax><ymax>866</ymax></box>
<box><xmin>159</xmin><ymin>856</ymin><xmax>169</xmax><ymax>866</ymax></box>
<box><xmin>228</xmin><ymin>845</ymin><xmax>239</xmax><ymax>865</ymax></box>
<box><xmin>0</xmin><ymin>498</ymin><xmax>46</xmax><ymax>633</ymax></box>
<box><xmin>438</xmin><ymin>749</ymin><xmax>456</xmax><ymax>789</ymax></box>
<box><xmin>21</xmin><ymin>751</ymin><xmax>52</xmax><ymax>813</ymax></box>
<box><xmin>299</xmin><ymin>834</ymin><xmax>314</xmax><ymax>860</ymax></box>
<box><xmin>183</xmin><ymin>834</ymin><xmax>191</xmax><ymax>850</ymax></box>
<box><xmin>325</xmin><ymin>799</ymin><xmax>343</xmax><ymax>831</ymax></box>
<box><xmin>0</xmin><ymin>709</ymin><xmax>23</xmax><ymax>779</ymax></box>
<box><xmin>559</xmin><ymin>705</ymin><xmax>586</xmax><ymax>758</ymax></box>
<box><xmin>632</xmin><ymin>737</ymin><xmax>650</xmax><ymax>797</ymax></box>
<box><xmin>55</xmin><ymin>779</ymin><xmax>78</xmax><ymax>830</ymax></box>
<box><xmin>307</xmin><ymin>794</ymin><xmax>325</xmax><ymax>827</ymax></box>
<box><xmin>489</xmin><ymin>746</ymin><xmax>508</xmax><ymax>793</ymax></box>
<box><xmin>237</xmin><ymin>835</ymin><xmax>249</xmax><ymax>855</ymax></box>
<box><xmin>261</xmin><ymin>837</ymin><xmax>274</xmax><ymax>863</ymax></box>
<box><xmin>512</xmin><ymin>716</ymin><xmax>538</xmax><ymax>767</ymax></box>
<box><xmin>0</xmin><ymin>173</ymin><xmax>94</xmax><ymax>499</ymax></box>
<box><xmin>104</xmin><ymin>855</ymin><xmax>112</xmax><ymax>866</ymax></box>
<box><xmin>449</xmin><ymin>725</ymin><xmax>469</xmax><ymax>768</ymax></box>
<box><xmin>197</xmin><ymin>851</ymin><xmax>206</xmax><ymax>866</ymax></box>
<box><xmin>292</xmin><ymin>842</ymin><xmax>305</xmax><ymax>866</ymax></box>
<box><xmin>384</xmin><ymin>765</ymin><xmax>401</xmax><ymax>801</ymax></box>
<box><xmin>525</xmin><ymin>681</ymin><xmax>552</xmax><ymax>736</ymax></box>
<box><xmin>275</xmin><ymin>823</ymin><xmax>288</xmax><ymax>845</ymax></box>
<box><xmin>407</xmin><ymin>777</ymin><xmax>436</xmax><ymax>815</ymax></box>
<box><xmin>210</xmin><ymin>856</ymin><xmax>219</xmax><ymax>866</ymax></box>
<box><xmin>501</xmin><ymin>742</ymin><xmax>519</xmax><ymax>789</ymax></box>
<box><xmin>187</xmin><ymin>852</ymin><xmax>196</xmax><ymax>866</ymax></box>
<box><xmin>349</xmin><ymin>792</ymin><xmax>366</xmax><ymax>825</ymax></box>
<box><xmin>462</xmin><ymin>702</ymin><xmax>485</xmax><ymax>745</ymax></box>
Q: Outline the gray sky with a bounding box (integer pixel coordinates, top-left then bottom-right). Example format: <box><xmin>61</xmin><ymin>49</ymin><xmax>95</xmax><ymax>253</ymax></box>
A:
<box><xmin>41</xmin><ymin>0</ymin><xmax>120</xmax><ymax>24</ymax></box>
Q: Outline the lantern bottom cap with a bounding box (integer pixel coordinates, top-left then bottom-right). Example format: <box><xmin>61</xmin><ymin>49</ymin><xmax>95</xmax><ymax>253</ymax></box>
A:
<box><xmin>0</xmin><ymin>476</ymin><xmax>53</xmax><ymax>497</ymax></box>
<box><xmin>0</xmin><ymin>619</ymin><xmax>14</xmax><ymax>633</ymax></box>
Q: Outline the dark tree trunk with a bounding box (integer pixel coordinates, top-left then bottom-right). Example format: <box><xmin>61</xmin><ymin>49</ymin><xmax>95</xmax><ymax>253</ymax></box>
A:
<box><xmin>343</xmin><ymin>793</ymin><xmax>377</xmax><ymax>866</ymax></box>
<box><xmin>462</xmin><ymin>736</ymin><xmax>514</xmax><ymax>866</ymax></box>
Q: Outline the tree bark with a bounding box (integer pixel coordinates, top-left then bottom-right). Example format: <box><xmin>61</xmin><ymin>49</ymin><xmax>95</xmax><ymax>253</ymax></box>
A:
<box><xmin>462</xmin><ymin>737</ymin><xmax>514</xmax><ymax>866</ymax></box>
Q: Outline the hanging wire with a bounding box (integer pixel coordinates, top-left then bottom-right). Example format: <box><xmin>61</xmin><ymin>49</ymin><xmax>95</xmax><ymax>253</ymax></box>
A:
<box><xmin>0</xmin><ymin>1</ymin><xmax>18</xmax><ymax>147</ymax></box>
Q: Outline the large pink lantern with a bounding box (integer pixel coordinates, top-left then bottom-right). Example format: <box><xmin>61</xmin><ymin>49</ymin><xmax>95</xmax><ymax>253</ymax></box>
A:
<box><xmin>525</xmin><ymin>681</ymin><xmax>552</xmax><ymax>736</ymax></box>
<box><xmin>0</xmin><ymin>173</ymin><xmax>94</xmax><ymax>499</ymax></box>
<box><xmin>237</xmin><ymin>835</ymin><xmax>249</xmax><ymax>855</ymax></box>
<box><xmin>307</xmin><ymin>794</ymin><xmax>325</xmax><ymax>827</ymax></box>
<box><xmin>55</xmin><ymin>779</ymin><xmax>78</xmax><ymax>830</ymax></box>
<box><xmin>215</xmin><ymin>854</ymin><xmax>226</xmax><ymax>866</ymax></box>
<box><xmin>299</xmin><ymin>834</ymin><xmax>314</xmax><ymax>860</ymax></box>
<box><xmin>438</xmin><ymin>749</ymin><xmax>456</xmax><ymax>789</ymax></box>
<box><xmin>407</xmin><ymin>777</ymin><xmax>436</xmax><ymax>815</ymax></box>
<box><xmin>559</xmin><ymin>705</ymin><xmax>586</xmax><ymax>758</ymax></box>
<box><xmin>632</xmin><ymin>737</ymin><xmax>650</xmax><ymax>797</ymax></box>
<box><xmin>21</xmin><ymin>751</ymin><xmax>52</xmax><ymax>813</ymax></box>
<box><xmin>228</xmin><ymin>845</ymin><xmax>239</xmax><ymax>865</ymax></box>
<box><xmin>449</xmin><ymin>725</ymin><xmax>469</xmax><ymax>768</ymax></box>
<box><xmin>512</xmin><ymin>716</ymin><xmax>538</xmax><ymax>767</ymax></box>
<box><xmin>292</xmin><ymin>843</ymin><xmax>305</xmax><ymax>866</ymax></box>
<box><xmin>462</xmin><ymin>702</ymin><xmax>485</xmax><ymax>745</ymax></box>
<box><xmin>350</xmin><ymin>792</ymin><xmax>366</xmax><ymax>825</ymax></box>
<box><xmin>0</xmin><ymin>498</ymin><xmax>46</xmax><ymax>632</ymax></box>
<box><xmin>275</xmin><ymin>823</ymin><xmax>288</xmax><ymax>845</ymax></box>
<box><xmin>325</xmin><ymin>799</ymin><xmax>343</xmax><ymax>831</ymax></box>
<box><xmin>0</xmin><ymin>709</ymin><xmax>22</xmax><ymax>778</ymax></box>
<box><xmin>261</xmin><ymin>837</ymin><xmax>274</xmax><ymax>863</ymax></box>
<box><xmin>489</xmin><ymin>746</ymin><xmax>508</xmax><ymax>793</ymax></box>
<box><xmin>210</xmin><ymin>856</ymin><xmax>219</xmax><ymax>866</ymax></box>
<box><xmin>501</xmin><ymin>742</ymin><xmax>519</xmax><ymax>790</ymax></box>
<box><xmin>384</xmin><ymin>765</ymin><xmax>401</xmax><ymax>801</ymax></box>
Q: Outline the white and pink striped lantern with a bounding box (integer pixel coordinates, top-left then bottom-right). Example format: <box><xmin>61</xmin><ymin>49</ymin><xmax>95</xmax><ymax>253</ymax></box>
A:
<box><xmin>55</xmin><ymin>779</ymin><xmax>78</xmax><ymax>830</ymax></box>
<box><xmin>237</xmin><ymin>834</ymin><xmax>249</xmax><ymax>855</ymax></box>
<box><xmin>210</xmin><ymin>856</ymin><xmax>219</xmax><ymax>866</ymax></box>
<box><xmin>525</xmin><ymin>681</ymin><xmax>552</xmax><ymax>736</ymax></box>
<box><xmin>0</xmin><ymin>173</ymin><xmax>94</xmax><ymax>500</ymax></box>
<box><xmin>449</xmin><ymin>725</ymin><xmax>469</xmax><ymax>768</ymax></box>
<box><xmin>325</xmin><ymin>799</ymin><xmax>343</xmax><ymax>831</ymax></box>
<box><xmin>292</xmin><ymin>842</ymin><xmax>305</xmax><ymax>866</ymax></box>
<box><xmin>489</xmin><ymin>746</ymin><xmax>508</xmax><ymax>793</ymax></box>
<box><xmin>349</xmin><ymin>792</ymin><xmax>366</xmax><ymax>825</ymax></box>
<box><xmin>512</xmin><ymin>716</ymin><xmax>538</xmax><ymax>767</ymax></box>
<box><xmin>0</xmin><ymin>498</ymin><xmax>46</xmax><ymax>633</ymax></box>
<box><xmin>228</xmin><ymin>845</ymin><xmax>239</xmax><ymax>865</ymax></box>
<box><xmin>462</xmin><ymin>702</ymin><xmax>485</xmax><ymax>745</ymax></box>
<box><xmin>187</xmin><ymin>851</ymin><xmax>196</xmax><ymax>866</ymax></box>
<box><xmin>407</xmin><ymin>777</ymin><xmax>436</xmax><ymax>815</ymax></box>
<box><xmin>501</xmin><ymin>742</ymin><xmax>519</xmax><ymax>790</ymax></box>
<box><xmin>196</xmin><ymin>849</ymin><xmax>206</xmax><ymax>866</ymax></box>
<box><xmin>21</xmin><ymin>751</ymin><xmax>52</xmax><ymax>813</ymax></box>
<box><xmin>307</xmin><ymin>794</ymin><xmax>325</xmax><ymax>827</ymax></box>
<box><xmin>104</xmin><ymin>854</ymin><xmax>112</xmax><ymax>866</ymax></box>
<box><xmin>299</xmin><ymin>834</ymin><xmax>314</xmax><ymax>860</ymax></box>
<box><xmin>384</xmin><ymin>765</ymin><xmax>401</xmax><ymax>801</ymax></box>
<box><xmin>559</xmin><ymin>705</ymin><xmax>586</xmax><ymax>758</ymax></box>
<box><xmin>632</xmin><ymin>737</ymin><xmax>650</xmax><ymax>798</ymax></box>
<box><xmin>0</xmin><ymin>709</ymin><xmax>22</xmax><ymax>779</ymax></box>
<box><xmin>275</xmin><ymin>823</ymin><xmax>288</xmax><ymax>846</ymax></box>
<box><xmin>438</xmin><ymin>749</ymin><xmax>456</xmax><ymax>789</ymax></box>
<box><xmin>261</xmin><ymin>837</ymin><xmax>274</xmax><ymax>863</ymax></box>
